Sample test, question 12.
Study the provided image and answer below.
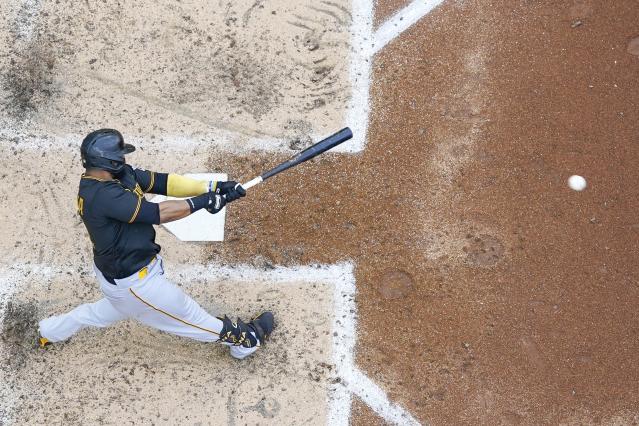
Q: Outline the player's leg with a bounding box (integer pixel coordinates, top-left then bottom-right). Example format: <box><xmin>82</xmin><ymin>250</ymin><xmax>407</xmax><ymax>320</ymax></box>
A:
<box><xmin>38</xmin><ymin>297</ymin><xmax>127</xmax><ymax>343</ymax></box>
<box><xmin>123</xmin><ymin>258</ymin><xmax>273</xmax><ymax>358</ymax></box>
<box><xmin>129</xmin><ymin>271</ymin><xmax>224</xmax><ymax>342</ymax></box>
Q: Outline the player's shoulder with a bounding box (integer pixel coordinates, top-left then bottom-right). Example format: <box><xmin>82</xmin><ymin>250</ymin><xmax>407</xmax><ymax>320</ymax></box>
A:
<box><xmin>78</xmin><ymin>175</ymin><xmax>122</xmax><ymax>214</ymax></box>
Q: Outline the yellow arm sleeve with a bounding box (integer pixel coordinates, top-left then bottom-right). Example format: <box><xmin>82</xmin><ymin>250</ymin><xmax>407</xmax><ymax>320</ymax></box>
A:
<box><xmin>166</xmin><ymin>174</ymin><xmax>217</xmax><ymax>197</ymax></box>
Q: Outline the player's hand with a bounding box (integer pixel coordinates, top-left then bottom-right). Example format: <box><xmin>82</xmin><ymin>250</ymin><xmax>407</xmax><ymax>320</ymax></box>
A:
<box><xmin>216</xmin><ymin>181</ymin><xmax>246</xmax><ymax>202</ymax></box>
<box><xmin>205</xmin><ymin>192</ymin><xmax>227</xmax><ymax>215</ymax></box>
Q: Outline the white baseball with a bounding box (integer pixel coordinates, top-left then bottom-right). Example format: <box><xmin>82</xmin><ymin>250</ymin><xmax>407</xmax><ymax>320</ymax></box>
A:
<box><xmin>568</xmin><ymin>175</ymin><xmax>587</xmax><ymax>191</ymax></box>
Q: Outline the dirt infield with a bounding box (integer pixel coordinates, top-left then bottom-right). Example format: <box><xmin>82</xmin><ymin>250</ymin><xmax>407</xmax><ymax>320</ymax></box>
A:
<box><xmin>209</xmin><ymin>0</ymin><xmax>639</xmax><ymax>424</ymax></box>
<box><xmin>1</xmin><ymin>0</ymin><xmax>638</xmax><ymax>424</ymax></box>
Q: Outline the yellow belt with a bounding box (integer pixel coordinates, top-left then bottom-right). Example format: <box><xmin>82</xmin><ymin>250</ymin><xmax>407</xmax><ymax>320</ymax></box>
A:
<box><xmin>138</xmin><ymin>256</ymin><xmax>157</xmax><ymax>280</ymax></box>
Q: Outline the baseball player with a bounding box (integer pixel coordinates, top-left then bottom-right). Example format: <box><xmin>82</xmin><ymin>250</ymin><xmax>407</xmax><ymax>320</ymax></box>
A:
<box><xmin>38</xmin><ymin>129</ymin><xmax>274</xmax><ymax>360</ymax></box>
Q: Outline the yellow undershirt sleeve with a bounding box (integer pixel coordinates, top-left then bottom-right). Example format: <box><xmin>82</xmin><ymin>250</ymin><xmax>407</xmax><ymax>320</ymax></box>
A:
<box><xmin>166</xmin><ymin>174</ymin><xmax>217</xmax><ymax>197</ymax></box>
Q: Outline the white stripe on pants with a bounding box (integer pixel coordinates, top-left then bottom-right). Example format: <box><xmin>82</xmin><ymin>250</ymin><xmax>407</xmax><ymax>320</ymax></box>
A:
<box><xmin>38</xmin><ymin>256</ymin><xmax>258</xmax><ymax>359</ymax></box>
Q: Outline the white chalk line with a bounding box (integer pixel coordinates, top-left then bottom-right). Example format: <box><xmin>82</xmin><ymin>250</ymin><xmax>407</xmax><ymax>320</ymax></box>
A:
<box><xmin>328</xmin><ymin>262</ymin><xmax>358</xmax><ymax>426</ymax></box>
<box><xmin>345</xmin><ymin>0</ymin><xmax>374</xmax><ymax>153</ymax></box>
<box><xmin>372</xmin><ymin>0</ymin><xmax>446</xmax><ymax>55</ymax></box>
<box><xmin>346</xmin><ymin>368</ymin><xmax>423</xmax><ymax>426</ymax></box>
<box><xmin>0</xmin><ymin>261</ymin><xmax>420</xmax><ymax>425</ymax></box>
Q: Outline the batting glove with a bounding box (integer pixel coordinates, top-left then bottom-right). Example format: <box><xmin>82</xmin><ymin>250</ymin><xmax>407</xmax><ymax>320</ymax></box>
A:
<box><xmin>216</xmin><ymin>181</ymin><xmax>246</xmax><ymax>202</ymax></box>
<box><xmin>205</xmin><ymin>192</ymin><xmax>227</xmax><ymax>214</ymax></box>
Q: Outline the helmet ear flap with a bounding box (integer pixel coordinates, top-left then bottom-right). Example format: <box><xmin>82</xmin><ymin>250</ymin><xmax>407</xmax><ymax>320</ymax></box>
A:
<box><xmin>109</xmin><ymin>159</ymin><xmax>125</xmax><ymax>173</ymax></box>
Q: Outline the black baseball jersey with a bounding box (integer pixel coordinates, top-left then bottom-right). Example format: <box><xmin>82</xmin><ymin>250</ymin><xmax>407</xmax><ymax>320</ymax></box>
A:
<box><xmin>77</xmin><ymin>165</ymin><xmax>168</xmax><ymax>279</ymax></box>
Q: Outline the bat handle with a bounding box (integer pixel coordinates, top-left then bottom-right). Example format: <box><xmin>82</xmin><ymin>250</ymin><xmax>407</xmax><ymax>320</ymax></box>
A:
<box><xmin>239</xmin><ymin>176</ymin><xmax>263</xmax><ymax>191</ymax></box>
<box><xmin>222</xmin><ymin>176</ymin><xmax>263</xmax><ymax>200</ymax></box>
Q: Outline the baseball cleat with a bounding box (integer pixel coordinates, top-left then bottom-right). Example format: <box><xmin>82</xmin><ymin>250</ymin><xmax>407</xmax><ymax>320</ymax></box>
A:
<box><xmin>248</xmin><ymin>311</ymin><xmax>275</xmax><ymax>346</ymax></box>
<box><xmin>217</xmin><ymin>311</ymin><xmax>275</xmax><ymax>348</ymax></box>
<box><xmin>38</xmin><ymin>335</ymin><xmax>52</xmax><ymax>349</ymax></box>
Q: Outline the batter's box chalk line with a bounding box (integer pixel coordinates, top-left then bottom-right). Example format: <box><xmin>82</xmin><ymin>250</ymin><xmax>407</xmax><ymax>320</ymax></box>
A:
<box><xmin>371</xmin><ymin>0</ymin><xmax>446</xmax><ymax>55</ymax></box>
<box><xmin>5</xmin><ymin>0</ymin><xmax>443</xmax><ymax>156</ymax></box>
<box><xmin>0</xmin><ymin>262</ymin><xmax>421</xmax><ymax>425</ymax></box>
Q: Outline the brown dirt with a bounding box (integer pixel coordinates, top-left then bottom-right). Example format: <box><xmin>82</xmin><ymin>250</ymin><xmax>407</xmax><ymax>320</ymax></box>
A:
<box><xmin>628</xmin><ymin>36</ymin><xmax>639</xmax><ymax>56</ymax></box>
<box><xmin>373</xmin><ymin>0</ymin><xmax>410</xmax><ymax>27</ymax></box>
<box><xmin>209</xmin><ymin>0</ymin><xmax>639</xmax><ymax>424</ymax></box>
<box><xmin>376</xmin><ymin>270</ymin><xmax>415</xmax><ymax>300</ymax></box>
<box><xmin>350</xmin><ymin>397</ymin><xmax>387</xmax><ymax>426</ymax></box>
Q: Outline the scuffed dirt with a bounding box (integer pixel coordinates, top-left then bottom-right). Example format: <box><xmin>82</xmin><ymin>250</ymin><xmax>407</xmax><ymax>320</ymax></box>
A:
<box><xmin>1</xmin><ymin>272</ymin><xmax>339</xmax><ymax>425</ymax></box>
<box><xmin>2</xmin><ymin>39</ymin><xmax>57</xmax><ymax>117</ymax></box>
<box><xmin>1</xmin><ymin>301</ymin><xmax>39</xmax><ymax>369</ymax></box>
<box><xmin>463</xmin><ymin>234</ymin><xmax>504</xmax><ymax>267</ymax></box>
<box><xmin>0</xmin><ymin>0</ymin><xmax>352</xmax><ymax>147</ymax></box>
<box><xmin>375</xmin><ymin>270</ymin><xmax>414</xmax><ymax>300</ymax></box>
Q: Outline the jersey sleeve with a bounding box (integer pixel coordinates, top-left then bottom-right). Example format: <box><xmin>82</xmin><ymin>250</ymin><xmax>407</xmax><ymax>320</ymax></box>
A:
<box><xmin>133</xmin><ymin>168</ymin><xmax>168</xmax><ymax>195</ymax></box>
<box><xmin>97</xmin><ymin>183</ymin><xmax>160</xmax><ymax>225</ymax></box>
<box><xmin>166</xmin><ymin>174</ymin><xmax>213</xmax><ymax>197</ymax></box>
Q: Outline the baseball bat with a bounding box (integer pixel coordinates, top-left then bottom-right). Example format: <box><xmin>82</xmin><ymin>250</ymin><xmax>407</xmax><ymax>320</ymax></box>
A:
<box><xmin>239</xmin><ymin>127</ymin><xmax>353</xmax><ymax>190</ymax></box>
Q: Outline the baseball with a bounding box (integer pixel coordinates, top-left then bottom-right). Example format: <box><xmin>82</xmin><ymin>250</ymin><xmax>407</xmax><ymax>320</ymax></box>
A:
<box><xmin>568</xmin><ymin>175</ymin><xmax>587</xmax><ymax>191</ymax></box>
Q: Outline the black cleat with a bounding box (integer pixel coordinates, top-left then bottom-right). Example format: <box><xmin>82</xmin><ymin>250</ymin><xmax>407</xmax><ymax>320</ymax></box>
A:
<box><xmin>218</xmin><ymin>311</ymin><xmax>275</xmax><ymax>348</ymax></box>
<box><xmin>248</xmin><ymin>311</ymin><xmax>274</xmax><ymax>345</ymax></box>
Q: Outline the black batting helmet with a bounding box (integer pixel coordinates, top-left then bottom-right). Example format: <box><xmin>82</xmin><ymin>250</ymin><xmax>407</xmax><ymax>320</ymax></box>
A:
<box><xmin>80</xmin><ymin>129</ymin><xmax>135</xmax><ymax>174</ymax></box>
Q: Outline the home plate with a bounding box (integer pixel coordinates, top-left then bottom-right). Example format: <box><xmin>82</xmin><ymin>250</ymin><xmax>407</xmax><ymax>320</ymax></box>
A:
<box><xmin>151</xmin><ymin>173</ymin><xmax>227</xmax><ymax>242</ymax></box>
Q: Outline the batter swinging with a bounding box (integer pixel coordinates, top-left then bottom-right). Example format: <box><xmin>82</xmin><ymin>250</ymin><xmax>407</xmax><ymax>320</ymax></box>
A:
<box><xmin>38</xmin><ymin>129</ymin><xmax>274</xmax><ymax>360</ymax></box>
